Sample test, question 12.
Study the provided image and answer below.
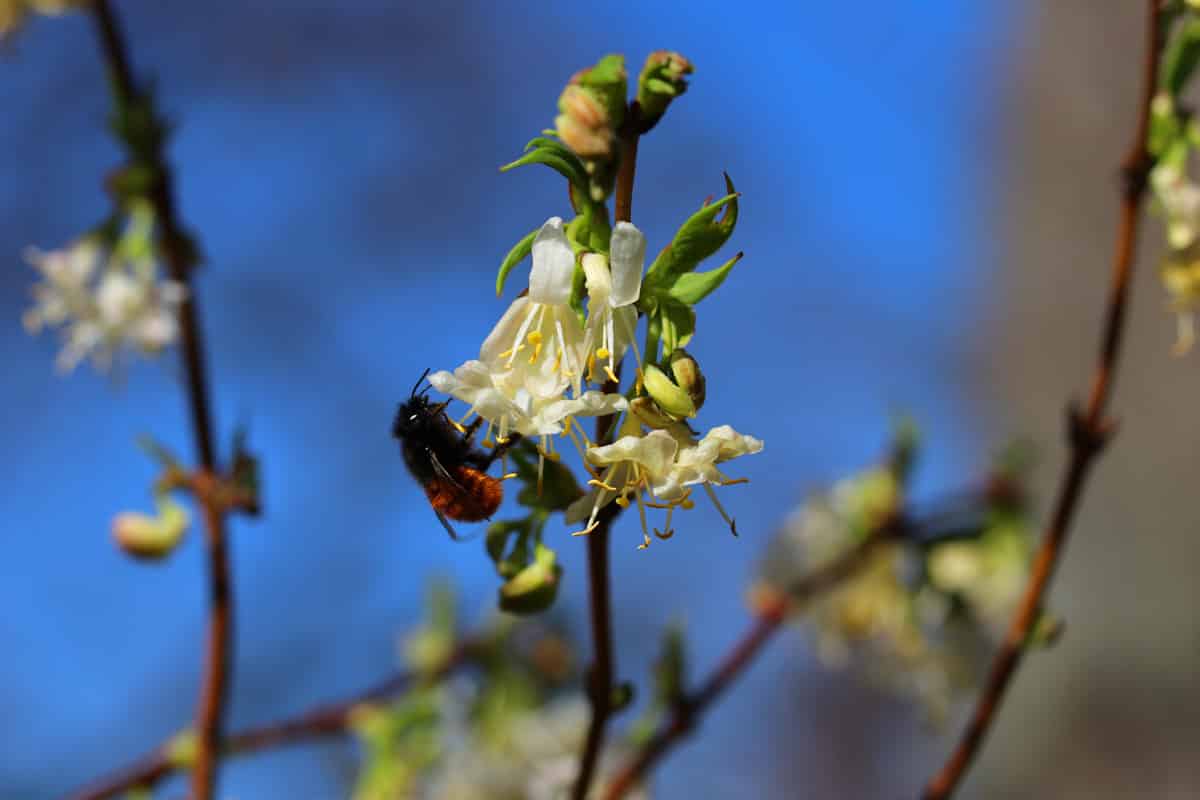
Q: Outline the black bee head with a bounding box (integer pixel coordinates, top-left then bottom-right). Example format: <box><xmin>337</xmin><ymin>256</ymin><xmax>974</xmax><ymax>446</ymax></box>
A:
<box><xmin>393</xmin><ymin>369</ymin><xmax>437</xmax><ymax>440</ymax></box>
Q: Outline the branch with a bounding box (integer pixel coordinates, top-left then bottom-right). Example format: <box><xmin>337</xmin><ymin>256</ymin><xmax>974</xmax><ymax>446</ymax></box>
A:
<box><xmin>572</xmin><ymin>104</ymin><xmax>643</xmax><ymax>800</ymax></box>
<box><xmin>90</xmin><ymin>3</ymin><xmax>231</xmax><ymax>798</ymax></box>
<box><xmin>604</xmin><ymin>519</ymin><xmax>899</xmax><ymax>799</ymax></box>
<box><xmin>65</xmin><ymin>641</ymin><xmax>479</xmax><ymax>800</ymax></box>
<box><xmin>920</xmin><ymin>3</ymin><xmax>1163</xmax><ymax>797</ymax></box>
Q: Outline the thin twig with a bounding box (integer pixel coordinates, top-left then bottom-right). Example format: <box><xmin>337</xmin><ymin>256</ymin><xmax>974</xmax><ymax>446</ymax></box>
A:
<box><xmin>920</xmin><ymin>3</ymin><xmax>1163</xmax><ymax>797</ymax></box>
<box><xmin>572</xmin><ymin>104</ymin><xmax>643</xmax><ymax>800</ymax></box>
<box><xmin>65</xmin><ymin>641</ymin><xmax>479</xmax><ymax>800</ymax></box>
<box><xmin>89</xmin><ymin>3</ymin><xmax>231</xmax><ymax>798</ymax></box>
<box><xmin>602</xmin><ymin>520</ymin><xmax>898</xmax><ymax>799</ymax></box>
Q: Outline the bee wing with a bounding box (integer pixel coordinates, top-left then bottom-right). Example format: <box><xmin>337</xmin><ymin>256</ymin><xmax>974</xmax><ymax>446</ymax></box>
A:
<box><xmin>426</xmin><ymin>448</ymin><xmax>489</xmax><ymax>540</ymax></box>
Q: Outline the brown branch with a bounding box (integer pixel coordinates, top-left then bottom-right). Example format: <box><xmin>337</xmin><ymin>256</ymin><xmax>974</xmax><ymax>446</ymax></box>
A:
<box><xmin>572</xmin><ymin>105</ymin><xmax>643</xmax><ymax>800</ymax></box>
<box><xmin>920</xmin><ymin>3</ymin><xmax>1163</xmax><ymax>798</ymax></box>
<box><xmin>89</xmin><ymin>3</ymin><xmax>230</xmax><ymax>798</ymax></box>
<box><xmin>604</xmin><ymin>521</ymin><xmax>898</xmax><ymax>799</ymax></box>
<box><xmin>65</xmin><ymin>641</ymin><xmax>479</xmax><ymax>800</ymax></box>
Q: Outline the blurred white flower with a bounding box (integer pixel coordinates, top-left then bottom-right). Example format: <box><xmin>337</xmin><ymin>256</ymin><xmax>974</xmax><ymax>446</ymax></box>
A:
<box><xmin>23</xmin><ymin>222</ymin><xmax>186</xmax><ymax>372</ymax></box>
<box><xmin>429</xmin><ymin>696</ymin><xmax>646</xmax><ymax>800</ymax></box>
<box><xmin>1153</xmin><ymin>159</ymin><xmax>1200</xmax><ymax>251</ymax></box>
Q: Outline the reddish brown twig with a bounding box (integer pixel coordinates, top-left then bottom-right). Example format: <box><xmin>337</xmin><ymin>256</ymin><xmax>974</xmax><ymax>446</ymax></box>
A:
<box><xmin>90</xmin><ymin>3</ymin><xmax>231</xmax><ymax>797</ymax></box>
<box><xmin>66</xmin><ymin>642</ymin><xmax>478</xmax><ymax>800</ymax></box>
<box><xmin>920</xmin><ymin>3</ymin><xmax>1163</xmax><ymax>798</ymax></box>
<box><xmin>604</xmin><ymin>522</ymin><xmax>897</xmax><ymax>799</ymax></box>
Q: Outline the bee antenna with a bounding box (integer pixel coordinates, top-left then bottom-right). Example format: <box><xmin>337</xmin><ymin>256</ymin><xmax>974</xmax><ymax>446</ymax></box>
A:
<box><xmin>411</xmin><ymin>367</ymin><xmax>432</xmax><ymax>399</ymax></box>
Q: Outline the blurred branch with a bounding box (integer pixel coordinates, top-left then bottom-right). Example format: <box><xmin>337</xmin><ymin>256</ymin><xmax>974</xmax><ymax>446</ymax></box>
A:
<box><xmin>65</xmin><ymin>640</ymin><xmax>481</xmax><ymax>800</ymax></box>
<box><xmin>572</xmin><ymin>104</ymin><xmax>643</xmax><ymax>800</ymax></box>
<box><xmin>90</xmin><ymin>2</ymin><xmax>231</xmax><ymax>798</ymax></box>
<box><xmin>602</xmin><ymin>517</ymin><xmax>901</xmax><ymax>800</ymax></box>
<box><xmin>920</xmin><ymin>2</ymin><xmax>1165</xmax><ymax>797</ymax></box>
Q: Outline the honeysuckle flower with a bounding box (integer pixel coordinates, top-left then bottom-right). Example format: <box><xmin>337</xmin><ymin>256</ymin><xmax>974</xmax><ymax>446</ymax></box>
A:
<box><xmin>582</xmin><ymin>221</ymin><xmax>645</xmax><ymax>384</ymax></box>
<box><xmin>430</xmin><ymin>217</ymin><xmax>627</xmax><ymax>461</ymax></box>
<box><xmin>567</xmin><ymin>421</ymin><xmax>762</xmax><ymax>548</ymax></box>
<box><xmin>22</xmin><ymin>229</ymin><xmax>186</xmax><ymax>372</ymax></box>
<box><xmin>1161</xmin><ymin>252</ymin><xmax>1200</xmax><ymax>355</ymax></box>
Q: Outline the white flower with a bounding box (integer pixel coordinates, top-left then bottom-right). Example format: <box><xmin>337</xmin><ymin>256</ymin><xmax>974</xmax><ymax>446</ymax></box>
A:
<box><xmin>431</xmin><ymin>217</ymin><xmax>629</xmax><ymax>460</ymax></box>
<box><xmin>581</xmin><ymin>221</ymin><xmax>645</xmax><ymax>383</ymax></box>
<box><xmin>1152</xmin><ymin>161</ymin><xmax>1200</xmax><ymax>250</ymax></box>
<box><xmin>567</xmin><ymin>422</ymin><xmax>762</xmax><ymax>548</ymax></box>
<box><xmin>22</xmin><ymin>231</ymin><xmax>186</xmax><ymax>373</ymax></box>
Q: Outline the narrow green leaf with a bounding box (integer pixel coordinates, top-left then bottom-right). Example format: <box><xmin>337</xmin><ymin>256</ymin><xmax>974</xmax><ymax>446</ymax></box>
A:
<box><xmin>643</xmin><ymin>173</ymin><xmax>740</xmax><ymax>289</ymax></box>
<box><xmin>496</xmin><ymin>228</ymin><xmax>538</xmax><ymax>297</ymax></box>
<box><xmin>658</xmin><ymin>298</ymin><xmax>696</xmax><ymax>354</ymax></box>
<box><xmin>667</xmin><ymin>251</ymin><xmax>743</xmax><ymax>305</ymax></box>
<box><xmin>500</xmin><ymin>147</ymin><xmax>588</xmax><ymax>190</ymax></box>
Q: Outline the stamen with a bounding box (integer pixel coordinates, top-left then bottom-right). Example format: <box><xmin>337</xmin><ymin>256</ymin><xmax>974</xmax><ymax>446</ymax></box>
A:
<box><xmin>571</xmin><ymin>521</ymin><xmax>600</xmax><ymax>537</ymax></box>
<box><xmin>634</xmin><ymin>487</ymin><xmax>652</xmax><ymax>549</ymax></box>
<box><xmin>719</xmin><ymin>477</ymin><xmax>750</xmax><ymax>487</ymax></box>
<box><xmin>703</xmin><ymin>483</ymin><xmax>738</xmax><ymax>536</ymax></box>
<box><xmin>618</xmin><ymin>310</ymin><xmax>643</xmax><ymax>370</ymax></box>
<box><xmin>449</xmin><ymin>420</ymin><xmax>467</xmax><ymax>434</ymax></box>
<box><xmin>615</xmin><ymin>494</ymin><xmax>631</xmax><ymax>508</ymax></box>
<box><xmin>604</xmin><ymin>364</ymin><xmax>620</xmax><ymax>384</ymax></box>
<box><xmin>500</xmin><ymin>472</ymin><xmax>519</xmax><ymax>481</ymax></box>
<box><xmin>588</xmin><ymin>478</ymin><xmax>619</xmax><ymax>491</ymax></box>
<box><xmin>595</xmin><ymin>346</ymin><xmax>611</xmax><ymax>359</ymax></box>
<box><xmin>506</xmin><ymin>303</ymin><xmax>540</xmax><ymax>367</ymax></box>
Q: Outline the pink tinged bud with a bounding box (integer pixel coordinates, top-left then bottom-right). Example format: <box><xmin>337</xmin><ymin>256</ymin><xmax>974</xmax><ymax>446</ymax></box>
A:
<box><xmin>555</xmin><ymin>113</ymin><xmax>613</xmax><ymax>160</ymax></box>
<box><xmin>559</xmin><ymin>85</ymin><xmax>608</xmax><ymax>129</ymax></box>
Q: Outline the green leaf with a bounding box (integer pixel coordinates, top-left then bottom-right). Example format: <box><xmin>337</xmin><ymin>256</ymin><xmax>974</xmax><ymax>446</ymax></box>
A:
<box><xmin>496</xmin><ymin>227</ymin><xmax>538</xmax><ymax>297</ymax></box>
<box><xmin>500</xmin><ymin>146</ymin><xmax>588</xmax><ymax>191</ymax></box>
<box><xmin>643</xmin><ymin>173</ymin><xmax>739</xmax><ymax>289</ymax></box>
<box><xmin>486</xmin><ymin>519</ymin><xmax>532</xmax><ymax>580</ymax></box>
<box><xmin>1161</xmin><ymin>16</ymin><xmax>1200</xmax><ymax>98</ymax></box>
<box><xmin>666</xmin><ymin>251</ymin><xmax>743</xmax><ymax>305</ymax></box>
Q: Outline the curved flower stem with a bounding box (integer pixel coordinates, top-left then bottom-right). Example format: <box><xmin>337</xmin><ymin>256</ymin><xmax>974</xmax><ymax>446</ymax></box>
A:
<box><xmin>920</xmin><ymin>3</ymin><xmax>1163</xmax><ymax>798</ymax></box>
<box><xmin>572</xmin><ymin>103</ymin><xmax>644</xmax><ymax>800</ymax></box>
<box><xmin>90</xmin><ymin>3</ymin><xmax>231</xmax><ymax>798</ymax></box>
<box><xmin>66</xmin><ymin>640</ymin><xmax>480</xmax><ymax>800</ymax></box>
<box><xmin>602</xmin><ymin>520</ymin><xmax>899</xmax><ymax>800</ymax></box>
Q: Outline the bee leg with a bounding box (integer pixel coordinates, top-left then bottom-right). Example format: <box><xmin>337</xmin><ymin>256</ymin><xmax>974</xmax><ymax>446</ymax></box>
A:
<box><xmin>461</xmin><ymin>416</ymin><xmax>484</xmax><ymax>442</ymax></box>
<box><xmin>479</xmin><ymin>433</ymin><xmax>522</xmax><ymax>469</ymax></box>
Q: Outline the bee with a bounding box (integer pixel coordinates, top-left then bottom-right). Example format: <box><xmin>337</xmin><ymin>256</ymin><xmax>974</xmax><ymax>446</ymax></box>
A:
<box><xmin>392</xmin><ymin>371</ymin><xmax>515</xmax><ymax>539</ymax></box>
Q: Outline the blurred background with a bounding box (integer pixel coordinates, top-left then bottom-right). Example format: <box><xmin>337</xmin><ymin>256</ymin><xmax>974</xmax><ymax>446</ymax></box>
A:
<box><xmin>1</xmin><ymin>1</ymin><xmax>1196</xmax><ymax>798</ymax></box>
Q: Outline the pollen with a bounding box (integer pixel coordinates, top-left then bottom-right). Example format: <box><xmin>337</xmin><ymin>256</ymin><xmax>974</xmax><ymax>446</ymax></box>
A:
<box><xmin>595</xmin><ymin>346</ymin><xmax>610</xmax><ymax>359</ymax></box>
<box><xmin>615</xmin><ymin>495</ymin><xmax>631</xmax><ymax>508</ymax></box>
<box><xmin>526</xmin><ymin>330</ymin><xmax>543</xmax><ymax>345</ymax></box>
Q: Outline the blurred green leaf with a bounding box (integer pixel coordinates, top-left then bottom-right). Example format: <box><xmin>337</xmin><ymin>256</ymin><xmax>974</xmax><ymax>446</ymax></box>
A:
<box><xmin>643</xmin><ymin>174</ymin><xmax>739</xmax><ymax>289</ymax></box>
<box><xmin>666</xmin><ymin>251</ymin><xmax>743</xmax><ymax>305</ymax></box>
<box><xmin>1161</xmin><ymin>16</ymin><xmax>1200</xmax><ymax>98</ymax></box>
<box><xmin>500</xmin><ymin>146</ymin><xmax>588</xmax><ymax>191</ymax></box>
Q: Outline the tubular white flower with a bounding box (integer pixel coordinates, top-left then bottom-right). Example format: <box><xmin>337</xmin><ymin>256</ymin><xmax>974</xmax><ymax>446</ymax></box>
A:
<box><xmin>583</xmin><ymin>221</ymin><xmax>645</xmax><ymax>383</ymax></box>
<box><xmin>568</xmin><ymin>422</ymin><xmax>762</xmax><ymax>548</ymax></box>
<box><xmin>429</xmin><ymin>218</ymin><xmax>628</xmax><ymax>457</ymax></box>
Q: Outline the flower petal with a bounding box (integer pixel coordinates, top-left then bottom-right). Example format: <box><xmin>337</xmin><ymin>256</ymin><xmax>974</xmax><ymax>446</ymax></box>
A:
<box><xmin>586</xmin><ymin>429</ymin><xmax>677</xmax><ymax>477</ymax></box>
<box><xmin>529</xmin><ymin>217</ymin><xmax>575</xmax><ymax>306</ymax></box>
<box><xmin>581</xmin><ymin>252</ymin><xmax>611</xmax><ymax>307</ymax></box>
<box><xmin>609</xmin><ymin>221</ymin><xmax>645</xmax><ymax>307</ymax></box>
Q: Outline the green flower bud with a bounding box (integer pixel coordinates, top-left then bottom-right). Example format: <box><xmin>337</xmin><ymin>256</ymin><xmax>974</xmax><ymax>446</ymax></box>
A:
<box><xmin>642</xmin><ymin>364</ymin><xmax>696</xmax><ymax>419</ymax></box>
<box><xmin>668</xmin><ymin>348</ymin><xmax>706</xmax><ymax>410</ymax></box>
<box><xmin>111</xmin><ymin>496</ymin><xmax>189</xmax><ymax>560</ymax></box>
<box><xmin>637</xmin><ymin>51</ymin><xmax>694</xmax><ymax>122</ymax></box>
<box><xmin>498</xmin><ymin>544</ymin><xmax>562</xmax><ymax>615</ymax></box>
<box><xmin>629</xmin><ymin>396</ymin><xmax>681</xmax><ymax>430</ymax></box>
<box><xmin>165</xmin><ymin>729</ymin><xmax>197</xmax><ymax>768</ymax></box>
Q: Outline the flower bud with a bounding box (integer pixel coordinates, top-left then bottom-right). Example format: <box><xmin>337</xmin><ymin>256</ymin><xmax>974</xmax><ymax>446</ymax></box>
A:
<box><xmin>637</xmin><ymin>50</ymin><xmax>694</xmax><ymax>122</ymax></box>
<box><xmin>642</xmin><ymin>364</ymin><xmax>696</xmax><ymax>419</ymax></box>
<box><xmin>629</xmin><ymin>396</ymin><xmax>681</xmax><ymax>429</ymax></box>
<box><xmin>668</xmin><ymin>348</ymin><xmax>706</xmax><ymax>410</ymax></box>
<box><xmin>498</xmin><ymin>544</ymin><xmax>562</xmax><ymax>615</ymax></box>
<box><xmin>111</xmin><ymin>497</ymin><xmax>189</xmax><ymax>560</ymax></box>
<box><xmin>554</xmin><ymin>55</ymin><xmax>627</xmax><ymax>161</ymax></box>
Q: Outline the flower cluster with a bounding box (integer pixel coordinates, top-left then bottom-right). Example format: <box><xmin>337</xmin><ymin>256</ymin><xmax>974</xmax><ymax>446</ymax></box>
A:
<box><xmin>757</xmin><ymin>440</ymin><xmax>1041</xmax><ymax>723</ymax></box>
<box><xmin>23</xmin><ymin>207</ymin><xmax>184</xmax><ymax>373</ymax></box>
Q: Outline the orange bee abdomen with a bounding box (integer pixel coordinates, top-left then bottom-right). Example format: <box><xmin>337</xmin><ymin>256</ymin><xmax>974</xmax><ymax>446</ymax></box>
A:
<box><xmin>425</xmin><ymin>466</ymin><xmax>502</xmax><ymax>521</ymax></box>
